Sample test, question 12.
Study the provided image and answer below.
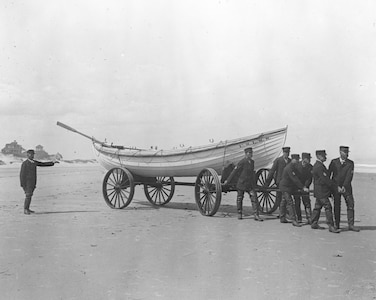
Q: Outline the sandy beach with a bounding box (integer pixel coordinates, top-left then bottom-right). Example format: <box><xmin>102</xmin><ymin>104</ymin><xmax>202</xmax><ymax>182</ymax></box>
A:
<box><xmin>0</xmin><ymin>164</ymin><xmax>375</xmax><ymax>300</ymax></box>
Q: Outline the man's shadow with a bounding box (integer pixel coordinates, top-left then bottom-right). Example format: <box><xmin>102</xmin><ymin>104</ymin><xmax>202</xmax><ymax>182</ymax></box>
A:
<box><xmin>35</xmin><ymin>210</ymin><xmax>99</xmax><ymax>214</ymax></box>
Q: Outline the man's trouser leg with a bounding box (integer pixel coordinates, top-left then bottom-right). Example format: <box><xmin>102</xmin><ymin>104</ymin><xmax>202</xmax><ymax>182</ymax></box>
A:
<box><xmin>283</xmin><ymin>192</ymin><xmax>300</xmax><ymax>226</ymax></box>
<box><xmin>311</xmin><ymin>198</ymin><xmax>323</xmax><ymax>227</ymax></box>
<box><xmin>322</xmin><ymin>197</ymin><xmax>335</xmax><ymax>227</ymax></box>
<box><xmin>237</xmin><ymin>190</ymin><xmax>244</xmax><ymax>219</ymax></box>
<box><xmin>302</xmin><ymin>194</ymin><xmax>312</xmax><ymax>224</ymax></box>
<box><xmin>345</xmin><ymin>193</ymin><xmax>360</xmax><ymax>231</ymax></box>
<box><xmin>276</xmin><ymin>191</ymin><xmax>282</xmax><ymax>216</ymax></box>
<box><xmin>294</xmin><ymin>195</ymin><xmax>302</xmax><ymax>222</ymax></box>
<box><xmin>333</xmin><ymin>192</ymin><xmax>341</xmax><ymax>229</ymax></box>
<box><xmin>23</xmin><ymin>185</ymin><xmax>34</xmax><ymax>213</ymax></box>
<box><xmin>249</xmin><ymin>190</ymin><xmax>263</xmax><ymax>221</ymax></box>
<box><xmin>279</xmin><ymin>194</ymin><xmax>287</xmax><ymax>223</ymax></box>
<box><xmin>321</xmin><ymin>197</ymin><xmax>340</xmax><ymax>233</ymax></box>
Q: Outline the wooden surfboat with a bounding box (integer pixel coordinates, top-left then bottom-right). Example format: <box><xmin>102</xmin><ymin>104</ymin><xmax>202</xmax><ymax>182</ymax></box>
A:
<box><xmin>92</xmin><ymin>126</ymin><xmax>288</xmax><ymax>177</ymax></box>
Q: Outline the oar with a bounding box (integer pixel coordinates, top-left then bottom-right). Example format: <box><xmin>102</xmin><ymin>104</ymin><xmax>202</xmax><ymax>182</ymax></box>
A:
<box><xmin>56</xmin><ymin>121</ymin><xmax>143</xmax><ymax>150</ymax></box>
<box><xmin>57</xmin><ymin>121</ymin><xmax>101</xmax><ymax>143</ymax></box>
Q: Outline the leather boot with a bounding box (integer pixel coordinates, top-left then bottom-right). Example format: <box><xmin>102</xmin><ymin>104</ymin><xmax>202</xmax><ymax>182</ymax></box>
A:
<box><xmin>251</xmin><ymin>198</ymin><xmax>263</xmax><ymax>222</ymax></box>
<box><xmin>292</xmin><ymin>220</ymin><xmax>302</xmax><ymax>227</ymax></box>
<box><xmin>311</xmin><ymin>223</ymin><xmax>325</xmax><ymax>230</ymax></box>
<box><xmin>287</xmin><ymin>203</ymin><xmax>299</xmax><ymax>226</ymax></box>
<box><xmin>279</xmin><ymin>199</ymin><xmax>287</xmax><ymax>223</ymax></box>
<box><xmin>24</xmin><ymin>197</ymin><xmax>31</xmax><ymax>215</ymax></box>
<box><xmin>237</xmin><ymin>197</ymin><xmax>243</xmax><ymax>220</ymax></box>
<box><xmin>305</xmin><ymin>207</ymin><xmax>312</xmax><ymax>225</ymax></box>
<box><xmin>329</xmin><ymin>225</ymin><xmax>340</xmax><ymax>233</ymax></box>
<box><xmin>347</xmin><ymin>209</ymin><xmax>360</xmax><ymax>232</ymax></box>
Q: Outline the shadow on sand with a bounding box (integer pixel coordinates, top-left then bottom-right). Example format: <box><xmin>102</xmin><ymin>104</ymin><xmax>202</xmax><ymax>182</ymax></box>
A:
<box><xmin>35</xmin><ymin>210</ymin><xmax>100</xmax><ymax>215</ymax></box>
<box><xmin>132</xmin><ymin>200</ymin><xmax>279</xmax><ymax>220</ymax></box>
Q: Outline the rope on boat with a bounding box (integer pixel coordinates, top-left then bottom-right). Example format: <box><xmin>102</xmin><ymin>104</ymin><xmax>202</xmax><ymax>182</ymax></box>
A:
<box><xmin>222</xmin><ymin>140</ymin><xmax>228</xmax><ymax>170</ymax></box>
<box><xmin>116</xmin><ymin>148</ymin><xmax>124</xmax><ymax>168</ymax></box>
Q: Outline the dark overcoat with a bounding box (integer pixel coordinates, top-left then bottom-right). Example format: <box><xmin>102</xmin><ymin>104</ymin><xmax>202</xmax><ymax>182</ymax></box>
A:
<box><xmin>312</xmin><ymin>160</ymin><xmax>335</xmax><ymax>199</ymax></box>
<box><xmin>279</xmin><ymin>163</ymin><xmax>304</xmax><ymax>193</ymax></box>
<box><xmin>296</xmin><ymin>161</ymin><xmax>313</xmax><ymax>188</ymax></box>
<box><xmin>234</xmin><ymin>157</ymin><xmax>256</xmax><ymax>191</ymax></box>
<box><xmin>20</xmin><ymin>159</ymin><xmax>54</xmax><ymax>189</ymax></box>
<box><xmin>328</xmin><ymin>158</ymin><xmax>354</xmax><ymax>194</ymax></box>
<box><xmin>266</xmin><ymin>156</ymin><xmax>291</xmax><ymax>186</ymax></box>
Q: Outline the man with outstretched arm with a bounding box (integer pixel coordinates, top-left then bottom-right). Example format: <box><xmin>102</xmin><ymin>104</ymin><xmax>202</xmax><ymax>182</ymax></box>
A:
<box><xmin>20</xmin><ymin>149</ymin><xmax>58</xmax><ymax>215</ymax></box>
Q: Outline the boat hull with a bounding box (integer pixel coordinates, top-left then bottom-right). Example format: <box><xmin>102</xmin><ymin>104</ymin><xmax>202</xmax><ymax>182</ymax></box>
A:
<box><xmin>93</xmin><ymin>127</ymin><xmax>287</xmax><ymax>177</ymax></box>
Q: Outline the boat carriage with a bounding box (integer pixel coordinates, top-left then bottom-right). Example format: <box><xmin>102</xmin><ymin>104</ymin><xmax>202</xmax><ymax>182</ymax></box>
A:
<box><xmin>57</xmin><ymin>122</ymin><xmax>285</xmax><ymax>216</ymax></box>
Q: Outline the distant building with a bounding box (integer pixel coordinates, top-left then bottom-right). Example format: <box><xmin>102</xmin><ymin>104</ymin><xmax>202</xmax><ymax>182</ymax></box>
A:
<box><xmin>1</xmin><ymin>141</ymin><xmax>63</xmax><ymax>160</ymax></box>
<box><xmin>1</xmin><ymin>140</ymin><xmax>25</xmax><ymax>156</ymax></box>
<box><xmin>34</xmin><ymin>145</ymin><xmax>50</xmax><ymax>160</ymax></box>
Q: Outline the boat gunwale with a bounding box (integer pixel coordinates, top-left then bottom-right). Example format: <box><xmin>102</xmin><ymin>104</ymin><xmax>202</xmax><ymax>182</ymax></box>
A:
<box><xmin>93</xmin><ymin>126</ymin><xmax>287</xmax><ymax>158</ymax></box>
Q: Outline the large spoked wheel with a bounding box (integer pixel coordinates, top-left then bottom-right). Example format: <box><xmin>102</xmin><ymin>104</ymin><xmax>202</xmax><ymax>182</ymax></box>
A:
<box><xmin>195</xmin><ymin>168</ymin><xmax>222</xmax><ymax>216</ymax></box>
<box><xmin>144</xmin><ymin>177</ymin><xmax>175</xmax><ymax>206</ymax></box>
<box><xmin>256</xmin><ymin>168</ymin><xmax>279</xmax><ymax>214</ymax></box>
<box><xmin>102</xmin><ymin>167</ymin><xmax>135</xmax><ymax>209</ymax></box>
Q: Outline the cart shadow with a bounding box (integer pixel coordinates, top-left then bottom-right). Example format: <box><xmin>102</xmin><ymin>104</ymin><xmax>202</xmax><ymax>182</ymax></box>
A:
<box><xmin>133</xmin><ymin>201</ymin><xmax>278</xmax><ymax>220</ymax></box>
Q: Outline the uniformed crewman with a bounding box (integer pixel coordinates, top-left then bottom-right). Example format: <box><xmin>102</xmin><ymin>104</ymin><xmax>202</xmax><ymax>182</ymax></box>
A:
<box><xmin>310</xmin><ymin>150</ymin><xmax>340</xmax><ymax>233</ymax></box>
<box><xmin>20</xmin><ymin>149</ymin><xmax>58</xmax><ymax>215</ymax></box>
<box><xmin>224</xmin><ymin>147</ymin><xmax>263</xmax><ymax>221</ymax></box>
<box><xmin>329</xmin><ymin>146</ymin><xmax>360</xmax><ymax>232</ymax></box>
<box><xmin>279</xmin><ymin>154</ymin><xmax>307</xmax><ymax>227</ymax></box>
<box><xmin>294</xmin><ymin>152</ymin><xmax>313</xmax><ymax>224</ymax></box>
<box><xmin>264</xmin><ymin>147</ymin><xmax>291</xmax><ymax>214</ymax></box>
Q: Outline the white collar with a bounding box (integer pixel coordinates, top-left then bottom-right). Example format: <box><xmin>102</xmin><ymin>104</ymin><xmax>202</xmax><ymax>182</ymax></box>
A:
<box><xmin>27</xmin><ymin>159</ymin><xmax>35</xmax><ymax>163</ymax></box>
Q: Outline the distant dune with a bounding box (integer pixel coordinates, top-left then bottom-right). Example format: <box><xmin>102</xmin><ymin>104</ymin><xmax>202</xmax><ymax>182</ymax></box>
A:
<box><xmin>0</xmin><ymin>153</ymin><xmax>98</xmax><ymax>166</ymax></box>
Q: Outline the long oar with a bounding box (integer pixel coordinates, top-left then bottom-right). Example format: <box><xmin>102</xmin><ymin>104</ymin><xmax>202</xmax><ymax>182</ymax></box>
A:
<box><xmin>56</xmin><ymin>121</ymin><xmax>141</xmax><ymax>150</ymax></box>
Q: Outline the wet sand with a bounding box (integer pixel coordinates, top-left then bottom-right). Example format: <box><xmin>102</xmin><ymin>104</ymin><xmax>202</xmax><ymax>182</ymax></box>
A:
<box><xmin>0</xmin><ymin>165</ymin><xmax>375</xmax><ymax>300</ymax></box>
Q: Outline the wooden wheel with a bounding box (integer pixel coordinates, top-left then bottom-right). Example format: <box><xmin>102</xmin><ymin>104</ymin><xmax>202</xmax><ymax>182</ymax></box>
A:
<box><xmin>102</xmin><ymin>167</ymin><xmax>135</xmax><ymax>209</ymax></box>
<box><xmin>144</xmin><ymin>177</ymin><xmax>175</xmax><ymax>206</ymax></box>
<box><xmin>195</xmin><ymin>168</ymin><xmax>222</xmax><ymax>216</ymax></box>
<box><xmin>256</xmin><ymin>168</ymin><xmax>279</xmax><ymax>214</ymax></box>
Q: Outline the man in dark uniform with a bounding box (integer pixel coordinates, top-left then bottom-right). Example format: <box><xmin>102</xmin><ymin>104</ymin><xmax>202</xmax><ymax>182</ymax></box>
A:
<box><xmin>264</xmin><ymin>147</ymin><xmax>291</xmax><ymax>214</ymax></box>
<box><xmin>224</xmin><ymin>147</ymin><xmax>263</xmax><ymax>221</ymax></box>
<box><xmin>310</xmin><ymin>150</ymin><xmax>340</xmax><ymax>233</ymax></box>
<box><xmin>294</xmin><ymin>152</ymin><xmax>313</xmax><ymax>224</ymax></box>
<box><xmin>279</xmin><ymin>154</ymin><xmax>307</xmax><ymax>227</ymax></box>
<box><xmin>329</xmin><ymin>146</ymin><xmax>360</xmax><ymax>232</ymax></box>
<box><xmin>20</xmin><ymin>149</ymin><xmax>57</xmax><ymax>215</ymax></box>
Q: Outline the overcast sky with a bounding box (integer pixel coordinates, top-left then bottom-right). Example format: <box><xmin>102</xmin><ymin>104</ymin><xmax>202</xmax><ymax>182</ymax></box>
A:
<box><xmin>1</xmin><ymin>0</ymin><xmax>375</xmax><ymax>163</ymax></box>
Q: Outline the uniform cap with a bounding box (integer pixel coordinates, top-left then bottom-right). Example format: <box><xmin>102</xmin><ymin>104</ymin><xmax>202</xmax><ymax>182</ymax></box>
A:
<box><xmin>339</xmin><ymin>146</ymin><xmax>350</xmax><ymax>153</ymax></box>
<box><xmin>302</xmin><ymin>152</ymin><xmax>311</xmax><ymax>159</ymax></box>
<box><xmin>244</xmin><ymin>147</ymin><xmax>253</xmax><ymax>153</ymax></box>
<box><xmin>26</xmin><ymin>149</ymin><xmax>35</xmax><ymax>154</ymax></box>
<box><xmin>282</xmin><ymin>147</ymin><xmax>290</xmax><ymax>153</ymax></box>
<box><xmin>315</xmin><ymin>150</ymin><xmax>327</xmax><ymax>156</ymax></box>
<box><xmin>291</xmin><ymin>154</ymin><xmax>300</xmax><ymax>160</ymax></box>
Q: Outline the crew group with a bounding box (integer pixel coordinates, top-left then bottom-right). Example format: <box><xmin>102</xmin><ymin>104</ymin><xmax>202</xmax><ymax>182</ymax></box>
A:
<box><xmin>223</xmin><ymin>146</ymin><xmax>360</xmax><ymax>234</ymax></box>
